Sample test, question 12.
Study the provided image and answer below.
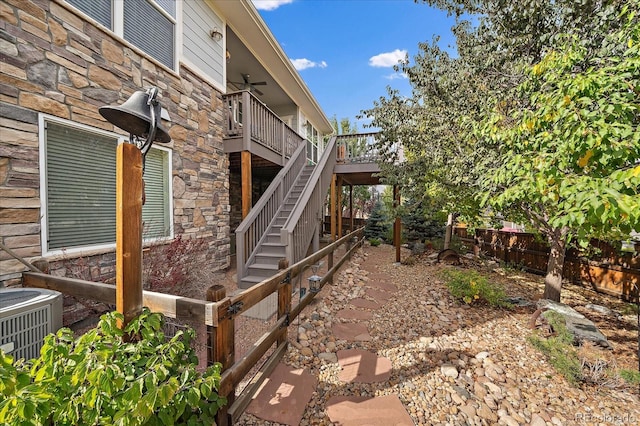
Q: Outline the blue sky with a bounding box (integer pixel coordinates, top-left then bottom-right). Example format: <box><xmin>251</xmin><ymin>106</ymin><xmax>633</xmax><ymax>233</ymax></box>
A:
<box><xmin>252</xmin><ymin>0</ymin><xmax>459</xmax><ymax>131</ymax></box>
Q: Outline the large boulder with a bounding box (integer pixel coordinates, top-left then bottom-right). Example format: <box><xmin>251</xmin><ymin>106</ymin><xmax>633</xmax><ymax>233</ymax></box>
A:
<box><xmin>536</xmin><ymin>299</ymin><xmax>612</xmax><ymax>349</ymax></box>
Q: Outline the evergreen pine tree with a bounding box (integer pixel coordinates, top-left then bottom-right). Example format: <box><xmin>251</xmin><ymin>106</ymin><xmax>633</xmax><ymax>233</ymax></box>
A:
<box><xmin>364</xmin><ymin>200</ymin><xmax>390</xmax><ymax>242</ymax></box>
<box><xmin>402</xmin><ymin>199</ymin><xmax>445</xmax><ymax>243</ymax></box>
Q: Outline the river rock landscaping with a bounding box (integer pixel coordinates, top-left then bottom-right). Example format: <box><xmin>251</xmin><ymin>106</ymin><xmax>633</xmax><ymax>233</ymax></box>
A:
<box><xmin>236</xmin><ymin>243</ymin><xmax>639</xmax><ymax>426</ymax></box>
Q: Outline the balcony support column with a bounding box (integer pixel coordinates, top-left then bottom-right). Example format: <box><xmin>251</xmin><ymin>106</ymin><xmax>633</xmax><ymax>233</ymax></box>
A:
<box><xmin>330</xmin><ymin>174</ymin><xmax>337</xmax><ymax>242</ymax></box>
<box><xmin>241</xmin><ymin>151</ymin><xmax>252</xmax><ymax>219</ymax></box>
<box><xmin>337</xmin><ymin>176</ymin><xmax>343</xmax><ymax>238</ymax></box>
<box><xmin>349</xmin><ymin>184</ymin><xmax>354</xmax><ymax>233</ymax></box>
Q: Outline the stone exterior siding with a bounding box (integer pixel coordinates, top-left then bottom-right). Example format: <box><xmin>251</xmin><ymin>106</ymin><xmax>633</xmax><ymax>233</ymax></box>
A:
<box><xmin>0</xmin><ymin>0</ymin><xmax>230</xmax><ymax>291</ymax></box>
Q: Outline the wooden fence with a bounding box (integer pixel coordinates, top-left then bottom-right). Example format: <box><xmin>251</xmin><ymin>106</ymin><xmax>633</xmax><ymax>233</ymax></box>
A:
<box><xmin>22</xmin><ymin>228</ymin><xmax>365</xmax><ymax>425</ymax></box>
<box><xmin>454</xmin><ymin>227</ymin><xmax>639</xmax><ymax>302</ymax></box>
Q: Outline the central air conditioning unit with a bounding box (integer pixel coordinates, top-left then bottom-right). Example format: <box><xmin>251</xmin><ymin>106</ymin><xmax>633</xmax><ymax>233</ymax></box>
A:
<box><xmin>0</xmin><ymin>288</ymin><xmax>63</xmax><ymax>361</ymax></box>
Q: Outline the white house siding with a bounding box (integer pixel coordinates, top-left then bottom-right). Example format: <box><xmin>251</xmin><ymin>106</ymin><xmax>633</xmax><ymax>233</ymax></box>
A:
<box><xmin>182</xmin><ymin>0</ymin><xmax>225</xmax><ymax>88</ymax></box>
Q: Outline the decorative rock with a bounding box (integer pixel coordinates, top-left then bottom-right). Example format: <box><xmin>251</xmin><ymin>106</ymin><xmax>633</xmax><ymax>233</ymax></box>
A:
<box><xmin>459</xmin><ymin>404</ymin><xmax>476</xmax><ymax>418</ymax></box>
<box><xmin>441</xmin><ymin>364</ymin><xmax>459</xmax><ymax>379</ymax></box>
<box><xmin>476</xmin><ymin>351</ymin><xmax>490</xmax><ymax>360</ymax></box>
<box><xmin>477</xmin><ymin>402</ymin><xmax>498</xmax><ymax>422</ymax></box>
<box><xmin>318</xmin><ymin>352</ymin><xmax>337</xmax><ymax>363</ymax></box>
<box><xmin>530</xmin><ymin>414</ymin><xmax>546</xmax><ymax>426</ymax></box>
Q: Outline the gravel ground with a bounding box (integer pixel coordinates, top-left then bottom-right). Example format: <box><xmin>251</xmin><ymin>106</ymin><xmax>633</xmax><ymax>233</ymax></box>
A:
<box><xmin>235</xmin><ymin>243</ymin><xmax>640</xmax><ymax>426</ymax></box>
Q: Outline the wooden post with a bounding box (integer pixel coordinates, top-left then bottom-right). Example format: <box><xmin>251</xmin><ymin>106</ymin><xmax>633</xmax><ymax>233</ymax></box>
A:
<box><xmin>208</xmin><ymin>285</ymin><xmax>234</xmax><ymax>426</ymax></box>
<box><xmin>337</xmin><ymin>176</ymin><xmax>343</xmax><ymax>238</ymax></box>
<box><xmin>330</xmin><ymin>174</ymin><xmax>337</xmax><ymax>242</ymax></box>
<box><xmin>349</xmin><ymin>184</ymin><xmax>354</xmax><ymax>234</ymax></box>
<box><xmin>241</xmin><ymin>150</ymin><xmax>252</xmax><ymax>219</ymax></box>
<box><xmin>444</xmin><ymin>213</ymin><xmax>453</xmax><ymax>249</ymax></box>
<box><xmin>393</xmin><ymin>185</ymin><xmax>401</xmax><ymax>263</ymax></box>
<box><xmin>277</xmin><ymin>280</ymin><xmax>292</xmax><ymax>346</ymax></box>
<box><xmin>207</xmin><ymin>284</ymin><xmax>226</xmax><ymax>366</ymax></box>
<box><xmin>328</xmin><ymin>249</ymin><xmax>334</xmax><ymax>285</ymax></box>
<box><xmin>116</xmin><ymin>143</ymin><xmax>143</xmax><ymax>328</ymax></box>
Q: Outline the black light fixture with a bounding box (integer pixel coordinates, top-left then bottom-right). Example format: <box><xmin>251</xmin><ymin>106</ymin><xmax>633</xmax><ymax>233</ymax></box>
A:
<box><xmin>99</xmin><ymin>87</ymin><xmax>171</xmax><ymax>172</ymax></box>
<box><xmin>210</xmin><ymin>27</ymin><xmax>223</xmax><ymax>42</ymax></box>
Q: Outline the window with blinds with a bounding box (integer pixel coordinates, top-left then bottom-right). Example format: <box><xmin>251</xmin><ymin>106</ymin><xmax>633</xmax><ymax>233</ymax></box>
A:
<box><xmin>66</xmin><ymin>0</ymin><xmax>112</xmax><ymax>28</ymax></box>
<box><xmin>123</xmin><ymin>0</ymin><xmax>175</xmax><ymax>69</ymax></box>
<box><xmin>65</xmin><ymin>0</ymin><xmax>175</xmax><ymax>69</ymax></box>
<box><xmin>44</xmin><ymin>121</ymin><xmax>171</xmax><ymax>252</ymax></box>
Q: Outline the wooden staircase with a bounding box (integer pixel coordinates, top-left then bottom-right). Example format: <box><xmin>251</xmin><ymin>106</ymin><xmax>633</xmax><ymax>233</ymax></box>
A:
<box><xmin>240</xmin><ymin>165</ymin><xmax>314</xmax><ymax>288</ymax></box>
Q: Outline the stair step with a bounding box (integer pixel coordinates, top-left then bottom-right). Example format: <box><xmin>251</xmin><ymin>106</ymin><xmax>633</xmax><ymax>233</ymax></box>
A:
<box><xmin>259</xmin><ymin>242</ymin><xmax>286</xmax><ymax>255</ymax></box>
<box><xmin>249</xmin><ymin>262</ymin><xmax>279</xmax><ymax>271</ymax></box>
<box><xmin>247</xmin><ymin>264</ymin><xmax>280</xmax><ymax>278</ymax></box>
<box><xmin>255</xmin><ymin>252</ymin><xmax>286</xmax><ymax>263</ymax></box>
<box><xmin>239</xmin><ymin>275</ymin><xmax>266</xmax><ymax>289</ymax></box>
<box><xmin>264</xmin><ymin>233</ymin><xmax>281</xmax><ymax>243</ymax></box>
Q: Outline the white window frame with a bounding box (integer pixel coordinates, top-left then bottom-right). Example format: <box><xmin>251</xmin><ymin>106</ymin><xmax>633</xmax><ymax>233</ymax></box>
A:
<box><xmin>305</xmin><ymin>121</ymin><xmax>319</xmax><ymax>164</ymax></box>
<box><xmin>38</xmin><ymin>114</ymin><xmax>173</xmax><ymax>257</ymax></box>
<box><xmin>64</xmin><ymin>0</ymin><xmax>180</xmax><ymax>71</ymax></box>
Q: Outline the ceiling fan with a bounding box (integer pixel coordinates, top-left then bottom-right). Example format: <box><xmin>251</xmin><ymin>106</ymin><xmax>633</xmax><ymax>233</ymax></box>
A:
<box><xmin>230</xmin><ymin>74</ymin><xmax>267</xmax><ymax>96</ymax></box>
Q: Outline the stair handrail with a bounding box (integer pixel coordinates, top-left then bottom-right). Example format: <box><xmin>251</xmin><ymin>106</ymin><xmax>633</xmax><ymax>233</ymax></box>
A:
<box><xmin>235</xmin><ymin>141</ymin><xmax>308</xmax><ymax>280</ymax></box>
<box><xmin>280</xmin><ymin>136</ymin><xmax>338</xmax><ymax>264</ymax></box>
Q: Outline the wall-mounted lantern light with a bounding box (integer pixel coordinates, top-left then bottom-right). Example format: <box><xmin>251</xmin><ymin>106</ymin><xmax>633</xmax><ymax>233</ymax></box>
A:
<box><xmin>210</xmin><ymin>27</ymin><xmax>223</xmax><ymax>42</ymax></box>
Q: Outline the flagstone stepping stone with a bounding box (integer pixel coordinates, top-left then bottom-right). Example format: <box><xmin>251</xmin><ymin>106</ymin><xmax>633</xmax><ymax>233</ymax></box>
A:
<box><xmin>365</xmin><ymin>288</ymin><xmax>393</xmax><ymax>302</ymax></box>
<box><xmin>350</xmin><ymin>298</ymin><xmax>380</xmax><ymax>310</ymax></box>
<box><xmin>333</xmin><ymin>322</ymin><xmax>372</xmax><ymax>341</ymax></box>
<box><xmin>368</xmin><ymin>281</ymin><xmax>398</xmax><ymax>293</ymax></box>
<box><xmin>326</xmin><ymin>395</ymin><xmax>413</xmax><ymax>425</ymax></box>
<box><xmin>336</xmin><ymin>308</ymin><xmax>374</xmax><ymax>321</ymax></box>
<box><xmin>336</xmin><ymin>348</ymin><xmax>392</xmax><ymax>383</ymax></box>
<box><xmin>246</xmin><ymin>362</ymin><xmax>317</xmax><ymax>425</ymax></box>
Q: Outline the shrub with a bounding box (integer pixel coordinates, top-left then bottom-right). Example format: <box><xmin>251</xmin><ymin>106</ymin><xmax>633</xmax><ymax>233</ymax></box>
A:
<box><xmin>143</xmin><ymin>234</ymin><xmax>209</xmax><ymax>293</ymax></box>
<box><xmin>440</xmin><ymin>269</ymin><xmax>512</xmax><ymax>308</ymax></box>
<box><xmin>368</xmin><ymin>238</ymin><xmax>382</xmax><ymax>247</ymax></box>
<box><xmin>527</xmin><ymin>311</ymin><xmax>583</xmax><ymax>385</ymax></box>
<box><xmin>0</xmin><ymin>309</ymin><xmax>225</xmax><ymax>425</ymax></box>
<box><xmin>619</xmin><ymin>369</ymin><xmax>640</xmax><ymax>386</ymax></box>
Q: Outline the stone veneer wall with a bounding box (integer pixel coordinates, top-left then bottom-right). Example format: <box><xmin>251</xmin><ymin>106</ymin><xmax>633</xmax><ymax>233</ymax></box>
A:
<box><xmin>0</xmin><ymin>0</ymin><xmax>230</xmax><ymax>294</ymax></box>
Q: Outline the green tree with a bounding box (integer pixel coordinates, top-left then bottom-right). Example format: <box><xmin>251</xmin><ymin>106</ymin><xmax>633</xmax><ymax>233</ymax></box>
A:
<box><xmin>401</xmin><ymin>197</ymin><xmax>446</xmax><ymax>244</ymax></box>
<box><xmin>477</xmin><ymin>12</ymin><xmax>640</xmax><ymax>300</ymax></box>
<box><xmin>363</xmin><ymin>0</ymin><xmax>636</xmax><ymax>301</ymax></box>
<box><xmin>364</xmin><ymin>200</ymin><xmax>390</xmax><ymax>242</ymax></box>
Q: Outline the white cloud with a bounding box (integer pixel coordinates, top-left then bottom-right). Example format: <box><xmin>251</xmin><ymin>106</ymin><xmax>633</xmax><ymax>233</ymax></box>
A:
<box><xmin>252</xmin><ymin>0</ymin><xmax>294</xmax><ymax>11</ymax></box>
<box><xmin>385</xmin><ymin>72</ymin><xmax>408</xmax><ymax>80</ymax></box>
<box><xmin>369</xmin><ymin>49</ymin><xmax>407</xmax><ymax>67</ymax></box>
<box><xmin>291</xmin><ymin>58</ymin><xmax>328</xmax><ymax>71</ymax></box>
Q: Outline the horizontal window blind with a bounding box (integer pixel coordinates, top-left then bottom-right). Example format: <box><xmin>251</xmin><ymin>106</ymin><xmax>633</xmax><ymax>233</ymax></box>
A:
<box><xmin>143</xmin><ymin>149</ymin><xmax>170</xmax><ymax>239</ymax></box>
<box><xmin>66</xmin><ymin>0</ymin><xmax>112</xmax><ymax>29</ymax></box>
<box><xmin>155</xmin><ymin>0</ymin><xmax>176</xmax><ymax>18</ymax></box>
<box><xmin>46</xmin><ymin>122</ymin><xmax>117</xmax><ymax>250</ymax></box>
<box><xmin>46</xmin><ymin>121</ymin><xmax>171</xmax><ymax>251</ymax></box>
<box><xmin>123</xmin><ymin>0</ymin><xmax>174</xmax><ymax>68</ymax></box>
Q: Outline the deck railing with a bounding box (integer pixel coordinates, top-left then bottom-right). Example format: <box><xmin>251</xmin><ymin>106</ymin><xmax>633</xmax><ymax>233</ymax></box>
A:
<box><xmin>334</xmin><ymin>132</ymin><xmax>403</xmax><ymax>164</ymax></box>
<box><xmin>224</xmin><ymin>90</ymin><xmax>302</xmax><ymax>161</ymax></box>
<box><xmin>281</xmin><ymin>136</ymin><xmax>338</xmax><ymax>265</ymax></box>
<box><xmin>235</xmin><ymin>142</ymin><xmax>308</xmax><ymax>280</ymax></box>
<box><xmin>22</xmin><ymin>227</ymin><xmax>365</xmax><ymax>426</ymax></box>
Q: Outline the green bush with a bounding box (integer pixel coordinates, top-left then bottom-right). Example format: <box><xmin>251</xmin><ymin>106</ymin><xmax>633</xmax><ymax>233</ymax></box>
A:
<box><xmin>619</xmin><ymin>369</ymin><xmax>640</xmax><ymax>386</ymax></box>
<box><xmin>527</xmin><ymin>311</ymin><xmax>582</xmax><ymax>385</ymax></box>
<box><xmin>368</xmin><ymin>237</ymin><xmax>382</xmax><ymax>246</ymax></box>
<box><xmin>0</xmin><ymin>309</ymin><xmax>225</xmax><ymax>425</ymax></box>
<box><xmin>440</xmin><ymin>269</ymin><xmax>512</xmax><ymax>308</ymax></box>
